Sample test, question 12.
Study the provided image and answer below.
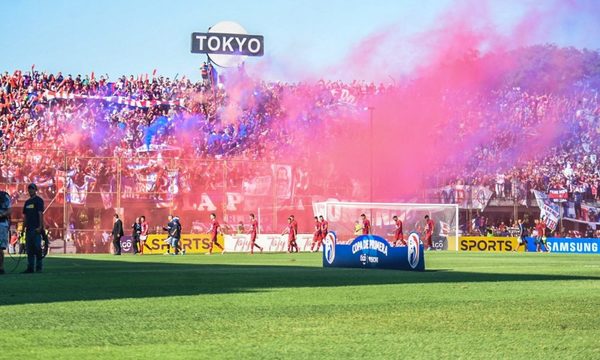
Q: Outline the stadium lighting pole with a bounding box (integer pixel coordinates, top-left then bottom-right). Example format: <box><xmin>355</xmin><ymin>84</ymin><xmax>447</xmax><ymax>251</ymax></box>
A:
<box><xmin>367</xmin><ymin>106</ymin><xmax>375</xmax><ymax>204</ymax></box>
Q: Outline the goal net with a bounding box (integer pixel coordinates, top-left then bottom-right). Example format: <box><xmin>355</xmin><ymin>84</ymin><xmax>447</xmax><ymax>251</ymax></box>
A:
<box><xmin>313</xmin><ymin>201</ymin><xmax>459</xmax><ymax>250</ymax></box>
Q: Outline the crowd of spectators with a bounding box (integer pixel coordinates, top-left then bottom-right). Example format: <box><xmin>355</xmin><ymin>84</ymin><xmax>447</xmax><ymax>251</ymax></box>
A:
<box><xmin>2</xmin><ymin>62</ymin><xmax>600</xmax><ymax>235</ymax></box>
<box><xmin>437</xmin><ymin>87</ymin><xmax>600</xmax><ymax>204</ymax></box>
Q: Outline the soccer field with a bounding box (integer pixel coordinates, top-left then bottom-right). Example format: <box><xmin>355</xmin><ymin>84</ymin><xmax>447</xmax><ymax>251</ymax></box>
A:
<box><xmin>1</xmin><ymin>252</ymin><xmax>598</xmax><ymax>359</ymax></box>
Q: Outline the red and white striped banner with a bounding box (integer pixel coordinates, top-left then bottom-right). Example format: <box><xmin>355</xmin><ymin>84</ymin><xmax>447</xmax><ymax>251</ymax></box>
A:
<box><xmin>43</xmin><ymin>90</ymin><xmax>186</xmax><ymax>108</ymax></box>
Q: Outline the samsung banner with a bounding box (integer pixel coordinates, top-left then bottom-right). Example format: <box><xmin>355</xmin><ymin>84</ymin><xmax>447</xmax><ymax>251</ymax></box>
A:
<box><xmin>525</xmin><ymin>237</ymin><xmax>600</xmax><ymax>254</ymax></box>
<box><xmin>323</xmin><ymin>232</ymin><xmax>425</xmax><ymax>271</ymax></box>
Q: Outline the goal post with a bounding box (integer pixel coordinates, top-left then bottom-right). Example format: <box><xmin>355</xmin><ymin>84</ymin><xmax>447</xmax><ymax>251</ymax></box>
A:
<box><xmin>313</xmin><ymin>201</ymin><xmax>460</xmax><ymax>251</ymax></box>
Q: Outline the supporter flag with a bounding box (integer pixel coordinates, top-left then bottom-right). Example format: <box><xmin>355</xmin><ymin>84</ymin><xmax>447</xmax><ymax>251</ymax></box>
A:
<box><xmin>210</xmin><ymin>65</ymin><xmax>218</xmax><ymax>86</ymax></box>
<box><xmin>55</xmin><ymin>170</ymin><xmax>66</xmax><ymax>204</ymax></box>
<box><xmin>439</xmin><ymin>221</ymin><xmax>451</xmax><ymax>237</ymax></box>
<box><xmin>533</xmin><ymin>190</ymin><xmax>560</xmax><ymax>231</ymax></box>
<box><xmin>67</xmin><ymin>182</ymin><xmax>88</xmax><ymax>205</ymax></box>
<box><xmin>272</xmin><ymin>165</ymin><xmax>292</xmax><ymax>199</ymax></box>
<box><xmin>100</xmin><ymin>185</ymin><xmax>113</xmax><ymax>210</ymax></box>
<box><xmin>549</xmin><ymin>188</ymin><xmax>568</xmax><ymax>202</ymax></box>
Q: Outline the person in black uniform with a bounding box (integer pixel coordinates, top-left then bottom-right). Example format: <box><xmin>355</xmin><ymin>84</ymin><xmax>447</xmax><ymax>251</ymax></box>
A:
<box><xmin>513</xmin><ymin>218</ymin><xmax>528</xmax><ymax>252</ymax></box>
<box><xmin>22</xmin><ymin>183</ymin><xmax>44</xmax><ymax>273</ymax></box>
<box><xmin>112</xmin><ymin>213</ymin><xmax>124</xmax><ymax>255</ymax></box>
<box><xmin>131</xmin><ymin>217</ymin><xmax>141</xmax><ymax>255</ymax></box>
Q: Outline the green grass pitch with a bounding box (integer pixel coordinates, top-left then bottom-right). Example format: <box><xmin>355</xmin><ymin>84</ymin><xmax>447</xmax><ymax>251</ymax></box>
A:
<box><xmin>1</xmin><ymin>252</ymin><xmax>598</xmax><ymax>359</ymax></box>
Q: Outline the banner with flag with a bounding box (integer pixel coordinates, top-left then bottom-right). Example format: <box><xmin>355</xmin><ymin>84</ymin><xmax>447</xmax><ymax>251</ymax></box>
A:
<box><xmin>100</xmin><ymin>185</ymin><xmax>114</xmax><ymax>210</ymax></box>
<box><xmin>548</xmin><ymin>188</ymin><xmax>568</xmax><ymax>202</ymax></box>
<box><xmin>272</xmin><ymin>165</ymin><xmax>292</xmax><ymax>200</ymax></box>
<box><xmin>242</xmin><ymin>176</ymin><xmax>272</xmax><ymax>196</ymax></box>
<box><xmin>533</xmin><ymin>190</ymin><xmax>560</xmax><ymax>232</ymax></box>
<box><xmin>43</xmin><ymin>90</ymin><xmax>185</xmax><ymax>108</ymax></box>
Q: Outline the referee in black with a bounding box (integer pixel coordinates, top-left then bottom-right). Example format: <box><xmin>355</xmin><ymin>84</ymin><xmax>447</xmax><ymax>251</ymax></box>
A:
<box><xmin>23</xmin><ymin>183</ymin><xmax>44</xmax><ymax>273</ymax></box>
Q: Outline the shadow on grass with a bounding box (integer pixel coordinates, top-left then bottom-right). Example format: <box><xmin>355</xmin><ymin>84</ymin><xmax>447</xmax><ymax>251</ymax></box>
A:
<box><xmin>1</xmin><ymin>256</ymin><xmax>598</xmax><ymax>306</ymax></box>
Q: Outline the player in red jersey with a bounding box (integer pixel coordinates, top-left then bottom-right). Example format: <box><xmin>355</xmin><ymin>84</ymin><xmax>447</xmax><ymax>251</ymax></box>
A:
<box><xmin>248</xmin><ymin>213</ymin><xmax>263</xmax><ymax>254</ymax></box>
<box><xmin>290</xmin><ymin>215</ymin><xmax>299</xmax><ymax>252</ymax></box>
<box><xmin>424</xmin><ymin>215</ymin><xmax>434</xmax><ymax>250</ymax></box>
<box><xmin>318</xmin><ymin>215</ymin><xmax>328</xmax><ymax>250</ymax></box>
<box><xmin>310</xmin><ymin>216</ymin><xmax>322</xmax><ymax>252</ymax></box>
<box><xmin>360</xmin><ymin>213</ymin><xmax>371</xmax><ymax>235</ymax></box>
<box><xmin>535</xmin><ymin>217</ymin><xmax>550</xmax><ymax>252</ymax></box>
<box><xmin>392</xmin><ymin>215</ymin><xmax>406</xmax><ymax>246</ymax></box>
<box><xmin>207</xmin><ymin>213</ymin><xmax>224</xmax><ymax>255</ymax></box>
<box><xmin>282</xmin><ymin>216</ymin><xmax>298</xmax><ymax>253</ymax></box>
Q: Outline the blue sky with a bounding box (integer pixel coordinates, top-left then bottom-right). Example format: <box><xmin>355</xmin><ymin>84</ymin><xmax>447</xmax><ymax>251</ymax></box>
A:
<box><xmin>1</xmin><ymin>0</ymin><xmax>598</xmax><ymax>82</ymax></box>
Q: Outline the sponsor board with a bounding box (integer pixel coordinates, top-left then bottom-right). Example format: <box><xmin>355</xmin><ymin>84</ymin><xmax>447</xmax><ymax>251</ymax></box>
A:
<box><xmin>459</xmin><ymin>236</ymin><xmax>523</xmax><ymax>252</ymax></box>
<box><xmin>224</xmin><ymin>234</ymin><xmax>314</xmax><ymax>252</ymax></box>
<box><xmin>142</xmin><ymin>234</ymin><xmax>224</xmax><ymax>254</ymax></box>
<box><xmin>525</xmin><ymin>237</ymin><xmax>600</xmax><ymax>254</ymax></box>
<box><xmin>431</xmin><ymin>237</ymin><xmax>448</xmax><ymax>251</ymax></box>
<box><xmin>120</xmin><ymin>236</ymin><xmax>134</xmax><ymax>254</ymax></box>
<box><xmin>322</xmin><ymin>232</ymin><xmax>425</xmax><ymax>271</ymax></box>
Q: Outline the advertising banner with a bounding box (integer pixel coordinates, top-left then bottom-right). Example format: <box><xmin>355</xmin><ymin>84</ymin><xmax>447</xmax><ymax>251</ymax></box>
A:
<box><xmin>120</xmin><ymin>235</ymin><xmax>135</xmax><ymax>254</ymax></box>
<box><xmin>525</xmin><ymin>237</ymin><xmax>600</xmax><ymax>254</ymax></box>
<box><xmin>225</xmin><ymin>234</ymin><xmax>313</xmax><ymax>252</ymax></box>
<box><xmin>142</xmin><ymin>234</ymin><xmax>224</xmax><ymax>254</ymax></box>
<box><xmin>459</xmin><ymin>236</ymin><xmax>523</xmax><ymax>252</ymax></box>
<box><xmin>322</xmin><ymin>232</ymin><xmax>425</xmax><ymax>271</ymax></box>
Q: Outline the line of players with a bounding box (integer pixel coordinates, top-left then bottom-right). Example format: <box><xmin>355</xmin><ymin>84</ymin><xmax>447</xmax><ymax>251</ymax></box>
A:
<box><xmin>308</xmin><ymin>213</ymin><xmax>436</xmax><ymax>251</ymax></box>
<box><xmin>355</xmin><ymin>213</ymin><xmax>435</xmax><ymax>250</ymax></box>
<box><xmin>128</xmin><ymin>211</ymin><xmax>436</xmax><ymax>255</ymax></box>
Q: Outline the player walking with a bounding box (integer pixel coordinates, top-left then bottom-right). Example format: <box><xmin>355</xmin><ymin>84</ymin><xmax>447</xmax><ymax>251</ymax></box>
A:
<box><xmin>163</xmin><ymin>215</ymin><xmax>182</xmax><ymax>255</ymax></box>
<box><xmin>424</xmin><ymin>215</ymin><xmax>434</xmax><ymax>250</ymax></box>
<box><xmin>514</xmin><ymin>218</ymin><xmax>528</xmax><ymax>252</ymax></box>
<box><xmin>536</xmin><ymin>217</ymin><xmax>550</xmax><ymax>253</ymax></box>
<box><xmin>360</xmin><ymin>213</ymin><xmax>371</xmax><ymax>235</ymax></box>
<box><xmin>282</xmin><ymin>216</ymin><xmax>298</xmax><ymax>253</ymax></box>
<box><xmin>318</xmin><ymin>215</ymin><xmax>328</xmax><ymax>250</ymax></box>
<box><xmin>392</xmin><ymin>215</ymin><xmax>406</xmax><ymax>246</ymax></box>
<box><xmin>207</xmin><ymin>213</ymin><xmax>224</xmax><ymax>255</ymax></box>
<box><xmin>310</xmin><ymin>216</ymin><xmax>322</xmax><ymax>252</ymax></box>
<box><xmin>248</xmin><ymin>213</ymin><xmax>263</xmax><ymax>254</ymax></box>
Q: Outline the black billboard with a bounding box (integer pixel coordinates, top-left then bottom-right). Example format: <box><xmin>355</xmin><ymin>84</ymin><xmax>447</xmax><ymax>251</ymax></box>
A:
<box><xmin>191</xmin><ymin>32</ymin><xmax>264</xmax><ymax>56</ymax></box>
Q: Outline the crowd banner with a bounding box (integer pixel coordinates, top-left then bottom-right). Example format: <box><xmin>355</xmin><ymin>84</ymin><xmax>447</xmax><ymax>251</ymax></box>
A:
<box><xmin>43</xmin><ymin>90</ymin><xmax>186</xmax><ymax>108</ymax></box>
<box><xmin>533</xmin><ymin>190</ymin><xmax>560</xmax><ymax>231</ymax></box>
<box><xmin>525</xmin><ymin>237</ymin><xmax>600</xmax><ymax>254</ymax></box>
<box><xmin>224</xmin><ymin>234</ymin><xmax>313</xmax><ymax>252</ymax></box>
<box><xmin>322</xmin><ymin>232</ymin><xmax>425</xmax><ymax>271</ymax></box>
<box><xmin>142</xmin><ymin>234</ymin><xmax>224</xmax><ymax>254</ymax></box>
<box><xmin>459</xmin><ymin>236</ymin><xmax>523</xmax><ymax>252</ymax></box>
